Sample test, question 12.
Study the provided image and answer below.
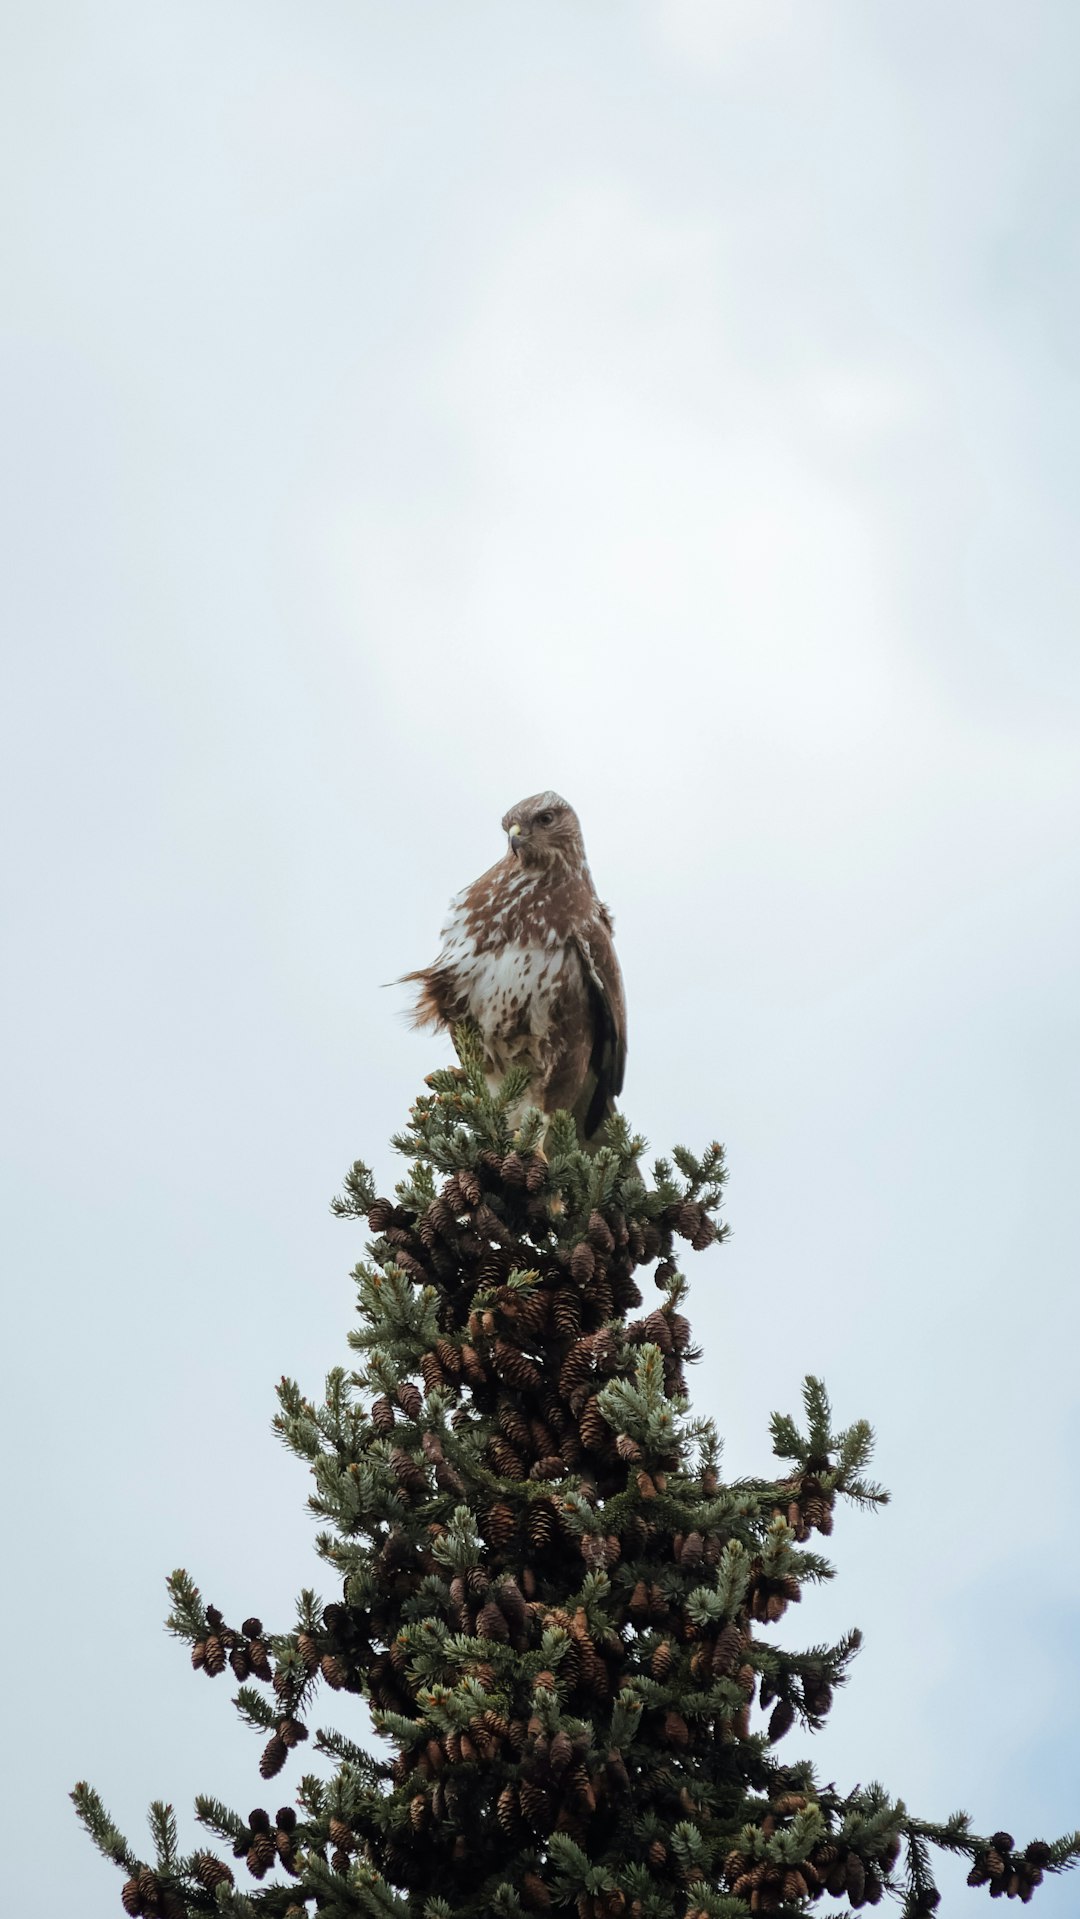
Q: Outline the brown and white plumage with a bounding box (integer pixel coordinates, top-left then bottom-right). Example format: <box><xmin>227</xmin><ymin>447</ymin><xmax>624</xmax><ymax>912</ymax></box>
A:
<box><xmin>403</xmin><ymin>792</ymin><xmax>626</xmax><ymax>1143</ymax></box>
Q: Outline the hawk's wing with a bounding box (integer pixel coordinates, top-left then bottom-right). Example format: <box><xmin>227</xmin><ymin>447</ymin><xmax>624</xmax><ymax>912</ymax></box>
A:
<box><xmin>572</xmin><ymin>904</ymin><xmax>627</xmax><ymax>1141</ymax></box>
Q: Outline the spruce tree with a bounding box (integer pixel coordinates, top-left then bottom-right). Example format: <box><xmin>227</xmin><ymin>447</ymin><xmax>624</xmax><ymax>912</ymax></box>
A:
<box><xmin>75</xmin><ymin>1039</ymin><xmax>1080</xmax><ymax>1917</ymax></box>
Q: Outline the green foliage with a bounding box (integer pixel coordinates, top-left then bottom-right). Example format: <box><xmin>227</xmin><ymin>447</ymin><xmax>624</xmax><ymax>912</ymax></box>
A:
<box><xmin>74</xmin><ymin>1060</ymin><xmax>1080</xmax><ymax>1918</ymax></box>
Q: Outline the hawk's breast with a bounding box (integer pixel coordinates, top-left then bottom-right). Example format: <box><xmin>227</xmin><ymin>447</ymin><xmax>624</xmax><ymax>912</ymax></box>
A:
<box><xmin>437</xmin><ymin>891</ymin><xmax>572</xmax><ymax>1070</ymax></box>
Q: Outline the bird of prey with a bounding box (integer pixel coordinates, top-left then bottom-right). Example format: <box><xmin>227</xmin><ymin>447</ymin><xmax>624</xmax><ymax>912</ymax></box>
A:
<box><xmin>403</xmin><ymin>792</ymin><xmax>626</xmax><ymax>1145</ymax></box>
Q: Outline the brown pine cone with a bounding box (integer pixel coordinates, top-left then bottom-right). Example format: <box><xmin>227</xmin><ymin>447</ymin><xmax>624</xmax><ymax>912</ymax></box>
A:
<box><xmin>482</xmin><ymin>1499</ymin><xmax>516</xmax><ymax>1545</ymax></box>
<box><xmin>495</xmin><ymin>1578</ymin><xmax>529</xmax><ymax>1634</ymax></box>
<box><xmin>489</xmin><ymin>1436</ymin><xmax>527</xmax><ymax>1479</ymax></box>
<box><xmin>247</xmin><ymin>1831</ymin><xmax>275</xmax><ymax>1879</ymax></box>
<box><xmin>477</xmin><ymin>1600</ymin><xmax>510</xmax><ymax>1642</ymax></box>
<box><xmin>248</xmin><ymin>1640</ymin><xmax>273</xmax><ymax>1681</ymax></box>
<box><xmin>570</xmin><ymin>1241</ymin><xmax>596</xmax><ymax>1283</ymax></box>
<box><xmin>191</xmin><ymin>1854</ymin><xmax>234</xmax><ymax>1890</ymax></box>
<box><xmin>553</xmin><ymin>1288</ymin><xmax>582</xmax><ymax>1336</ymax></box>
<box><xmin>120</xmin><ymin>1882</ymin><xmax>144</xmax><ymax>1917</ymax></box>
<box><xmin>202</xmin><ymin>1634</ymin><xmax>226</xmax><ymax>1677</ymax></box>
<box><xmin>419</xmin><ymin>1351</ymin><xmax>446</xmax><ymax>1394</ymax></box>
<box><xmin>528</xmin><ymin>1502</ymin><xmax>555</xmax><ymax>1547</ymax></box>
<box><xmin>492</xmin><ymin>1339</ymin><xmax>543</xmax><ymax>1393</ymax></box>
<box><xmin>522</xmin><ymin>1870</ymin><xmax>552</xmax><ymax>1908</ymax></box>
<box><xmin>520</xmin><ymin>1780</ymin><xmax>553</xmax><ymax>1827</ymax></box>
<box><xmin>259</xmin><ymin>1733</ymin><xmax>287</xmax><ymax>1779</ymax></box>
<box><xmin>396</xmin><ymin>1380</ymin><xmax>422</xmax><ymax>1420</ymax></box>
<box><xmin>295</xmin><ymin>1633</ymin><xmax>318</xmax><ymax>1673</ymax></box>
<box><xmin>579</xmin><ymin>1397</ymin><xmax>609</xmax><ymax>1450</ymax></box>
<box><xmin>370</xmin><ymin>1394</ymin><xmax>395</xmax><ymax>1433</ymax></box>
<box><xmin>711</xmin><ymin>1622</ymin><xmax>744</xmax><ymax>1676</ymax></box>
<box><xmin>320</xmin><ymin>1653</ymin><xmax>348</xmax><ymax>1689</ymax></box>
<box><xmin>434</xmin><ymin>1337</ymin><xmax>462</xmax><ymax>1378</ymax></box>
<box><xmin>846</xmin><ymin>1855</ymin><xmax>867</xmax><ymax>1906</ymax></box>
<box><xmin>651</xmin><ymin>1639</ymin><xmax>673</xmax><ymax>1679</ymax></box>
<box><xmin>768</xmin><ymin>1699</ymin><xmax>796</xmax><ymax>1742</ymax></box>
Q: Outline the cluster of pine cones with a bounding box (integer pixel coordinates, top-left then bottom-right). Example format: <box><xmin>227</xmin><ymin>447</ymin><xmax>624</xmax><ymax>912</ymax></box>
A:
<box><xmin>967</xmin><ymin>1835</ymin><xmax>1053</xmax><ymax>1902</ymax></box>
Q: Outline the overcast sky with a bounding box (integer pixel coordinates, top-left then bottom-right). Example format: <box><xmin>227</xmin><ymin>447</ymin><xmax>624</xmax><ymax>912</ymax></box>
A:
<box><xmin>3</xmin><ymin>3</ymin><xmax>1079</xmax><ymax>1912</ymax></box>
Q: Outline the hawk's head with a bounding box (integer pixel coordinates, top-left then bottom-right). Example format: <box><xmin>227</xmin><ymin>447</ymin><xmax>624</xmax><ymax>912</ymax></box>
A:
<box><xmin>501</xmin><ymin>791</ymin><xmax>584</xmax><ymax>871</ymax></box>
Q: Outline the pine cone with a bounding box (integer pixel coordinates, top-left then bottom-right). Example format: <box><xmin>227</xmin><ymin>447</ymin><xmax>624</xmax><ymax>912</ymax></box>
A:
<box><xmin>477</xmin><ymin>1599</ymin><xmax>510</xmax><ymax>1642</ymax></box>
<box><xmin>489</xmin><ymin>1436</ymin><xmax>527</xmax><ymax>1479</ymax></box>
<box><xmin>247</xmin><ymin>1831</ymin><xmax>275</xmax><ymax>1879</ymax></box>
<box><xmin>120</xmin><ymin>1882</ymin><xmax>144</xmax><ymax>1917</ymax></box>
<box><xmin>520</xmin><ymin>1780</ymin><xmax>553</xmax><ymax>1828</ymax></box>
<box><xmin>522</xmin><ymin>1870</ymin><xmax>552</xmax><ymax>1908</ymax></box>
<box><xmin>320</xmin><ymin>1653</ymin><xmax>348</xmax><ymax>1689</ymax></box>
<box><xmin>434</xmin><ymin>1337</ymin><xmax>462</xmax><ymax>1378</ymax></box>
<box><xmin>192</xmin><ymin>1854</ymin><xmax>234</xmax><ymax>1889</ymax></box>
<box><xmin>524</xmin><ymin>1293</ymin><xmax>556</xmax><ymax>1340</ymax></box>
<box><xmin>202</xmin><ymin>1634</ymin><xmax>226</xmax><ymax>1677</ymax></box>
<box><xmin>296</xmin><ymin>1633</ymin><xmax>318</xmax><ymax>1673</ymax></box>
<box><xmin>712</xmin><ymin>1622</ymin><xmax>744</xmax><ymax>1676</ymax></box>
<box><xmin>259</xmin><ymin>1733</ymin><xmax>287</xmax><ymax>1779</ymax></box>
<box><xmin>482</xmin><ymin>1500</ymin><xmax>516</xmax><ymax>1546</ymax></box>
<box><xmin>570</xmin><ymin>1241</ymin><xmax>596</xmax><ymax>1283</ymax></box>
<box><xmin>496</xmin><ymin>1578</ymin><xmax>529</xmax><ymax>1634</ymax></box>
<box><xmin>229</xmin><ymin>1646</ymin><xmax>251</xmax><ymax>1681</ymax></box>
<box><xmin>587</xmin><ymin>1211</ymin><xmax>616</xmax><ymax>1254</ymax></box>
<box><xmin>846</xmin><ymin>1855</ymin><xmax>866</xmax><ymax>1906</ymax></box>
<box><xmin>553</xmin><ymin>1288</ymin><xmax>582</xmax><ymax>1336</ymax></box>
<box><xmin>650</xmin><ymin>1640</ymin><xmax>672</xmax><ymax>1679</ymax></box>
<box><xmin>390</xmin><ymin>1446</ymin><xmax>427</xmax><ymax>1493</ymax></box>
<box><xmin>395</xmin><ymin>1381</ymin><xmax>422</xmax><ymax>1420</ymax></box>
<box><xmin>420</xmin><ymin>1351</ymin><xmax>446</xmax><ymax>1394</ymax></box>
<box><xmin>768</xmin><ymin>1699</ymin><xmax>796</xmax><ymax>1742</ymax></box>
<box><xmin>579</xmin><ymin>1397</ymin><xmax>610</xmax><ymax>1451</ymax></box>
<box><xmin>672</xmin><ymin>1200</ymin><xmax>703</xmax><ymax>1239</ymax></box>
<box><xmin>248</xmin><ymin>1640</ymin><xmax>273</xmax><ymax>1681</ymax></box>
<box><xmin>492</xmin><ymin>1339</ymin><xmax>543</xmax><ymax>1393</ymax></box>
<box><xmin>528</xmin><ymin>1503</ymin><xmax>556</xmax><ymax>1548</ymax></box>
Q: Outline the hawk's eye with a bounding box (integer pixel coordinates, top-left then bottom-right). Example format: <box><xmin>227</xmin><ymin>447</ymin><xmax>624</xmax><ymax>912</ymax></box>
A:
<box><xmin>536</xmin><ymin>810</ymin><xmax>555</xmax><ymax>827</ymax></box>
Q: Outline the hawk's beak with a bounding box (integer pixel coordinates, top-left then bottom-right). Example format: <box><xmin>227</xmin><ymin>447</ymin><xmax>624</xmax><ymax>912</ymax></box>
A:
<box><xmin>507</xmin><ymin>823</ymin><xmax>523</xmax><ymax>856</ymax></box>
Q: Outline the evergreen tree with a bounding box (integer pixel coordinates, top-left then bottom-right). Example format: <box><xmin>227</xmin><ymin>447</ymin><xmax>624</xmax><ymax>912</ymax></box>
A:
<box><xmin>75</xmin><ymin>1038</ymin><xmax>1080</xmax><ymax>1918</ymax></box>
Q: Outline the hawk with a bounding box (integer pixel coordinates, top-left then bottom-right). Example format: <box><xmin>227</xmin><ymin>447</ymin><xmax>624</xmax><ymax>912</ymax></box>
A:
<box><xmin>404</xmin><ymin>792</ymin><xmax>627</xmax><ymax>1144</ymax></box>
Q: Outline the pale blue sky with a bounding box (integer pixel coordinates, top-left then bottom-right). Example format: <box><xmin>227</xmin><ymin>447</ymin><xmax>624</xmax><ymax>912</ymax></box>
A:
<box><xmin>2</xmin><ymin>3</ymin><xmax>1078</xmax><ymax>1911</ymax></box>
